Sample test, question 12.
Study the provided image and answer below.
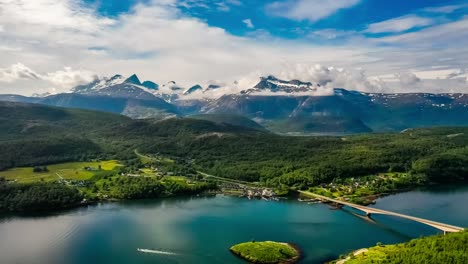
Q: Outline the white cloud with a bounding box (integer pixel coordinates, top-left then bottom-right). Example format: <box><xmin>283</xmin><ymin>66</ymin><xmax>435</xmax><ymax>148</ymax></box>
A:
<box><xmin>184</xmin><ymin>64</ymin><xmax>388</xmax><ymax>99</ymax></box>
<box><xmin>178</xmin><ymin>0</ymin><xmax>242</xmax><ymax>12</ymax></box>
<box><xmin>0</xmin><ymin>0</ymin><xmax>115</xmax><ymax>33</ymax></box>
<box><xmin>189</xmin><ymin>63</ymin><xmax>464</xmax><ymax>98</ymax></box>
<box><xmin>413</xmin><ymin>69</ymin><xmax>461</xmax><ymax>79</ymax></box>
<box><xmin>178</xmin><ymin>0</ymin><xmax>209</xmax><ymax>9</ymax></box>
<box><xmin>375</xmin><ymin>17</ymin><xmax>468</xmax><ymax>45</ymax></box>
<box><xmin>234</xmin><ymin>64</ymin><xmax>468</xmax><ymax>95</ymax></box>
<box><xmin>0</xmin><ymin>0</ymin><xmax>467</xmax><ymax>96</ymax></box>
<box><xmin>395</xmin><ymin>72</ymin><xmax>420</xmax><ymax>86</ymax></box>
<box><xmin>273</xmin><ymin>63</ymin><xmax>388</xmax><ymax>93</ymax></box>
<box><xmin>423</xmin><ymin>4</ymin><xmax>468</xmax><ymax>14</ymax></box>
<box><xmin>242</xmin><ymin>18</ymin><xmax>254</xmax><ymax>29</ymax></box>
<box><xmin>0</xmin><ymin>63</ymin><xmax>41</xmax><ymax>83</ymax></box>
<box><xmin>43</xmin><ymin>67</ymin><xmax>97</xmax><ymax>89</ymax></box>
<box><xmin>266</xmin><ymin>0</ymin><xmax>360</xmax><ymax>22</ymax></box>
<box><xmin>309</xmin><ymin>29</ymin><xmax>356</xmax><ymax>39</ymax></box>
<box><xmin>366</xmin><ymin>15</ymin><xmax>434</xmax><ymax>33</ymax></box>
<box><xmin>386</xmin><ymin>76</ymin><xmax>468</xmax><ymax>94</ymax></box>
<box><xmin>0</xmin><ymin>63</ymin><xmax>96</xmax><ymax>93</ymax></box>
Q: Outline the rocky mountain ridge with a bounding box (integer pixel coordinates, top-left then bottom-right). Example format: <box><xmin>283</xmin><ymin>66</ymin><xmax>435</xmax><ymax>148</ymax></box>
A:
<box><xmin>3</xmin><ymin>74</ymin><xmax>468</xmax><ymax>134</ymax></box>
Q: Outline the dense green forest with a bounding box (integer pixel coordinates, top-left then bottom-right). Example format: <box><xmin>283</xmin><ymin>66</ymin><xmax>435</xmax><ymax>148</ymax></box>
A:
<box><xmin>92</xmin><ymin>175</ymin><xmax>215</xmax><ymax>200</ymax></box>
<box><xmin>0</xmin><ymin>178</ymin><xmax>83</xmax><ymax>212</ymax></box>
<box><xmin>0</xmin><ymin>170</ymin><xmax>215</xmax><ymax>212</ymax></box>
<box><xmin>149</xmin><ymin>128</ymin><xmax>468</xmax><ymax>187</ymax></box>
<box><xmin>2</xmin><ymin>101</ymin><xmax>468</xmax><ymax>191</ymax></box>
<box><xmin>335</xmin><ymin>231</ymin><xmax>468</xmax><ymax>264</ymax></box>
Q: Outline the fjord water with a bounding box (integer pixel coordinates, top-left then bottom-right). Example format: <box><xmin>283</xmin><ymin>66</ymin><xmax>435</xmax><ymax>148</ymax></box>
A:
<box><xmin>1</xmin><ymin>186</ymin><xmax>468</xmax><ymax>264</ymax></box>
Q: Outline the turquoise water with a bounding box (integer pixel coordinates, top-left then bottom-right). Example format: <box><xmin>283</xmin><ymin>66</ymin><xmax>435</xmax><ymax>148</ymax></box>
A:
<box><xmin>1</xmin><ymin>186</ymin><xmax>467</xmax><ymax>264</ymax></box>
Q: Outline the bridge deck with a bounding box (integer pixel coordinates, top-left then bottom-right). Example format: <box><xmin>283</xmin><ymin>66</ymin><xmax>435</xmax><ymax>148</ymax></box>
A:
<box><xmin>299</xmin><ymin>191</ymin><xmax>464</xmax><ymax>233</ymax></box>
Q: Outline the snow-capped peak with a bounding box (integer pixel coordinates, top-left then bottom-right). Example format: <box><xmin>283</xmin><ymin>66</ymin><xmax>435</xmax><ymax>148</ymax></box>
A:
<box><xmin>125</xmin><ymin>74</ymin><xmax>142</xmax><ymax>86</ymax></box>
<box><xmin>184</xmin><ymin>84</ymin><xmax>203</xmax><ymax>95</ymax></box>
<box><xmin>70</xmin><ymin>74</ymin><xmax>163</xmax><ymax>100</ymax></box>
<box><xmin>240</xmin><ymin>75</ymin><xmax>321</xmax><ymax>95</ymax></box>
<box><xmin>70</xmin><ymin>74</ymin><xmax>126</xmax><ymax>94</ymax></box>
<box><xmin>71</xmin><ymin>74</ymin><xmax>334</xmax><ymax>102</ymax></box>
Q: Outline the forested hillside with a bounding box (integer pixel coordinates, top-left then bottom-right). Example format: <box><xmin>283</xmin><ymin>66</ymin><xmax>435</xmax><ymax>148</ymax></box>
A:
<box><xmin>0</xmin><ymin>102</ymin><xmax>260</xmax><ymax>170</ymax></box>
<box><xmin>335</xmin><ymin>231</ymin><xmax>468</xmax><ymax>264</ymax></box>
<box><xmin>147</xmin><ymin>127</ymin><xmax>468</xmax><ymax>186</ymax></box>
<box><xmin>0</xmin><ymin>178</ymin><xmax>83</xmax><ymax>212</ymax></box>
<box><xmin>2</xmin><ymin>102</ymin><xmax>468</xmax><ymax>188</ymax></box>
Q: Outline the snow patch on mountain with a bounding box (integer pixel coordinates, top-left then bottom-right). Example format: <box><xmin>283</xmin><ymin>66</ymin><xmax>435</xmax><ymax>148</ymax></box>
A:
<box><xmin>94</xmin><ymin>75</ymin><xmax>126</xmax><ymax>90</ymax></box>
<box><xmin>71</xmin><ymin>73</ymin><xmax>342</xmax><ymax>102</ymax></box>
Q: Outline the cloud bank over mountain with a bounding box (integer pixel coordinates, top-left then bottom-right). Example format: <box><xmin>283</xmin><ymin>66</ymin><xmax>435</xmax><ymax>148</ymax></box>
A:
<box><xmin>0</xmin><ymin>63</ymin><xmax>96</xmax><ymax>93</ymax></box>
<box><xmin>0</xmin><ymin>0</ymin><xmax>467</xmax><ymax>95</ymax></box>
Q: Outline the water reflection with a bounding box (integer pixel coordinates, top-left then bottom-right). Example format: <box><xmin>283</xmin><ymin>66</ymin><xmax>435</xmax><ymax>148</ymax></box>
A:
<box><xmin>0</xmin><ymin>188</ymin><xmax>467</xmax><ymax>264</ymax></box>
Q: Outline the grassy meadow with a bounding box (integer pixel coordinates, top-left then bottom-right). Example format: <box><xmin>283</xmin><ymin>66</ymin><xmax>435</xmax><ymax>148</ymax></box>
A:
<box><xmin>230</xmin><ymin>241</ymin><xmax>300</xmax><ymax>264</ymax></box>
<box><xmin>0</xmin><ymin>160</ymin><xmax>122</xmax><ymax>183</ymax></box>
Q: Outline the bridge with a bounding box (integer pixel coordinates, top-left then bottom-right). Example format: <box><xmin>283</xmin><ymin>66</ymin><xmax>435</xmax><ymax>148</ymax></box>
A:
<box><xmin>299</xmin><ymin>191</ymin><xmax>465</xmax><ymax>234</ymax></box>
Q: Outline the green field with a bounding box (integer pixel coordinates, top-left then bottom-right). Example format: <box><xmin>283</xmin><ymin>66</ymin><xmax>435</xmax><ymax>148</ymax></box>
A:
<box><xmin>0</xmin><ymin>160</ymin><xmax>122</xmax><ymax>183</ymax></box>
<box><xmin>230</xmin><ymin>241</ymin><xmax>300</xmax><ymax>264</ymax></box>
<box><xmin>162</xmin><ymin>176</ymin><xmax>189</xmax><ymax>182</ymax></box>
<box><xmin>135</xmin><ymin>149</ymin><xmax>155</xmax><ymax>164</ymax></box>
<box><xmin>135</xmin><ymin>149</ymin><xmax>174</xmax><ymax>165</ymax></box>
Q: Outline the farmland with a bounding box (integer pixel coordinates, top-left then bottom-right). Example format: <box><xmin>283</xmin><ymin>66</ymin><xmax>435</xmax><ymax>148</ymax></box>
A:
<box><xmin>0</xmin><ymin>160</ymin><xmax>121</xmax><ymax>183</ymax></box>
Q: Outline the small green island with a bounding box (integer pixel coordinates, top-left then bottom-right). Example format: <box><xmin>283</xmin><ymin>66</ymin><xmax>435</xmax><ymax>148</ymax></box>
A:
<box><xmin>230</xmin><ymin>241</ymin><xmax>301</xmax><ymax>264</ymax></box>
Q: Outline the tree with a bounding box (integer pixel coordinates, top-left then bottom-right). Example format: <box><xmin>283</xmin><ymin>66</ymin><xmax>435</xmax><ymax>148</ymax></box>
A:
<box><xmin>33</xmin><ymin>166</ymin><xmax>48</xmax><ymax>173</ymax></box>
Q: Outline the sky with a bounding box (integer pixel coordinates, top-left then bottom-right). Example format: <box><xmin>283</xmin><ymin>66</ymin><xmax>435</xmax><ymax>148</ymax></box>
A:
<box><xmin>0</xmin><ymin>0</ymin><xmax>468</xmax><ymax>96</ymax></box>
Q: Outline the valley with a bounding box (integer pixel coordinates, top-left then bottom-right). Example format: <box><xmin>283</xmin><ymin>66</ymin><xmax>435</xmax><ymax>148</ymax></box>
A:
<box><xmin>3</xmin><ymin>74</ymin><xmax>468</xmax><ymax>134</ymax></box>
<box><xmin>2</xmin><ymin>101</ymin><xmax>468</xmax><ymax>210</ymax></box>
<box><xmin>1</xmin><ymin>101</ymin><xmax>468</xmax><ymax>263</ymax></box>
<box><xmin>3</xmin><ymin>1</ymin><xmax>468</xmax><ymax>263</ymax></box>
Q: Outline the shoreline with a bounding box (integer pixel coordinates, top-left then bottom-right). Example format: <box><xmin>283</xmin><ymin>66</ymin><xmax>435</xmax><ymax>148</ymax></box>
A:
<box><xmin>332</xmin><ymin>248</ymin><xmax>369</xmax><ymax>264</ymax></box>
<box><xmin>0</xmin><ymin>192</ymin><xmax>218</xmax><ymax>215</ymax></box>
<box><xmin>2</xmin><ymin>183</ymin><xmax>462</xmax><ymax>215</ymax></box>
<box><xmin>300</xmin><ymin>186</ymin><xmax>423</xmax><ymax>207</ymax></box>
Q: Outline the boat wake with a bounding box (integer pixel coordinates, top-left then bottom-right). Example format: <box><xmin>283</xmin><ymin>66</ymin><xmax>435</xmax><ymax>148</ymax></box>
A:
<box><xmin>137</xmin><ymin>248</ymin><xmax>178</xmax><ymax>255</ymax></box>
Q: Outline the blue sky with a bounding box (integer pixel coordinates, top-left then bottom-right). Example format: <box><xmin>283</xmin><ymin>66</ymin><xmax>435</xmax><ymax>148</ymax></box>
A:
<box><xmin>83</xmin><ymin>0</ymin><xmax>467</xmax><ymax>38</ymax></box>
<box><xmin>177</xmin><ymin>0</ymin><xmax>465</xmax><ymax>37</ymax></box>
<box><xmin>0</xmin><ymin>0</ymin><xmax>467</xmax><ymax>95</ymax></box>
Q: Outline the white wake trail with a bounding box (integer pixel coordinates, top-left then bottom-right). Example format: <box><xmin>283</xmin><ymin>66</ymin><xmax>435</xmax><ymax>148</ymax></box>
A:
<box><xmin>137</xmin><ymin>248</ymin><xmax>178</xmax><ymax>255</ymax></box>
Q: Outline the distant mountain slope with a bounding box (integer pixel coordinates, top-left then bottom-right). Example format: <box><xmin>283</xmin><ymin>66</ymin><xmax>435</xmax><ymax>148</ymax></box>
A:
<box><xmin>200</xmin><ymin>94</ymin><xmax>302</xmax><ymax>119</ymax></box>
<box><xmin>193</xmin><ymin>94</ymin><xmax>371</xmax><ymax>133</ymax></box>
<box><xmin>189</xmin><ymin>114</ymin><xmax>267</xmax><ymax>131</ymax></box>
<box><xmin>268</xmin><ymin>116</ymin><xmax>372</xmax><ymax>134</ymax></box>
<box><xmin>184</xmin><ymin>88</ymin><xmax>468</xmax><ymax>133</ymax></box>
<box><xmin>37</xmin><ymin>93</ymin><xmax>179</xmax><ymax>119</ymax></box>
<box><xmin>0</xmin><ymin>94</ymin><xmax>40</xmax><ymax>104</ymax></box>
<box><xmin>3</xmin><ymin>75</ymin><xmax>468</xmax><ymax>134</ymax></box>
<box><xmin>360</xmin><ymin>92</ymin><xmax>468</xmax><ymax>131</ymax></box>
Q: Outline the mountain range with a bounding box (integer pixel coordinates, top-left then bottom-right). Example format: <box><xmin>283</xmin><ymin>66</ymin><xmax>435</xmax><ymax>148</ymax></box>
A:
<box><xmin>2</xmin><ymin>73</ymin><xmax>468</xmax><ymax>134</ymax></box>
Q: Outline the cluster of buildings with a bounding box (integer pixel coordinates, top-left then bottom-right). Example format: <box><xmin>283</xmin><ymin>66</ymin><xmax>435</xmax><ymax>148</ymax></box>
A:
<box><xmin>58</xmin><ymin>179</ymin><xmax>90</xmax><ymax>187</ymax></box>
